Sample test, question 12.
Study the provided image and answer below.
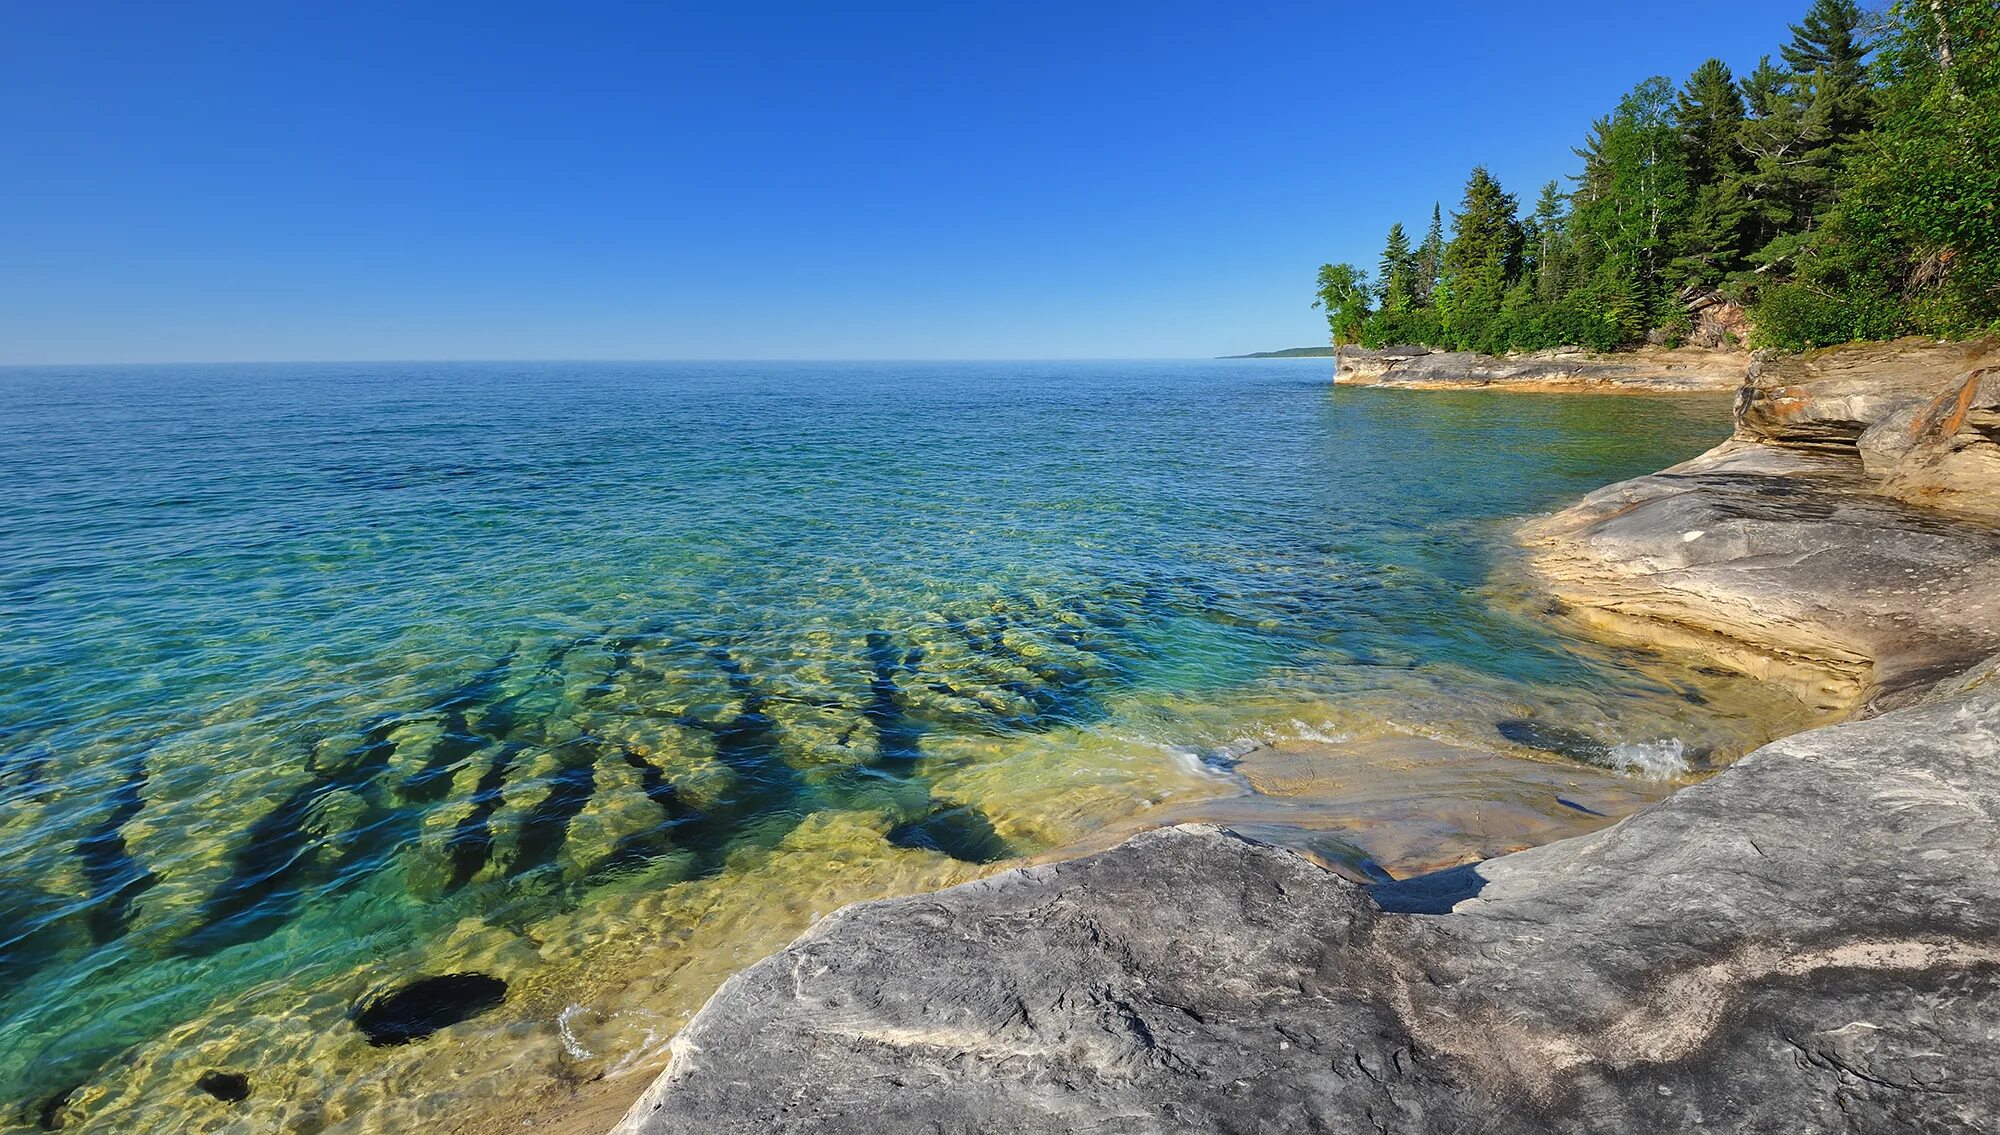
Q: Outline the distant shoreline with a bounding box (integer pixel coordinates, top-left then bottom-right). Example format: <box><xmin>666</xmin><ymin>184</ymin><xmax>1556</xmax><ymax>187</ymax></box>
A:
<box><xmin>1217</xmin><ymin>346</ymin><xmax>1339</xmax><ymax>359</ymax></box>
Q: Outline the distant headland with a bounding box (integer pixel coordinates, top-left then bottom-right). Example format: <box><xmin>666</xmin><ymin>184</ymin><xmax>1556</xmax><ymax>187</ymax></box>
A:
<box><xmin>1217</xmin><ymin>346</ymin><xmax>1340</xmax><ymax>359</ymax></box>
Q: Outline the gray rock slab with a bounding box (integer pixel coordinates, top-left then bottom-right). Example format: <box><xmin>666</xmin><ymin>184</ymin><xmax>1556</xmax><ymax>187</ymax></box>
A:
<box><xmin>611</xmin><ymin>673</ymin><xmax>2000</xmax><ymax>1135</ymax></box>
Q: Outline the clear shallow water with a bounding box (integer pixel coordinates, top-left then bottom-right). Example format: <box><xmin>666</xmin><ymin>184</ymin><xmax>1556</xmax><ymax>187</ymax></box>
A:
<box><xmin>0</xmin><ymin>361</ymin><xmax>1773</xmax><ymax>1132</ymax></box>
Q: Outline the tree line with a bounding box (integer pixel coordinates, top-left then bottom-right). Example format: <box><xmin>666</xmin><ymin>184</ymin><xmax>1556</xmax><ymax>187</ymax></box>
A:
<box><xmin>1315</xmin><ymin>0</ymin><xmax>1999</xmax><ymax>354</ymax></box>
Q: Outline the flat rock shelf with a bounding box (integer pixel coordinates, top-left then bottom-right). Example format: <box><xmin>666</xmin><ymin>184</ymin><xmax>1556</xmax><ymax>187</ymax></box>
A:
<box><xmin>609</xmin><ymin>663</ymin><xmax>2000</xmax><ymax>1134</ymax></box>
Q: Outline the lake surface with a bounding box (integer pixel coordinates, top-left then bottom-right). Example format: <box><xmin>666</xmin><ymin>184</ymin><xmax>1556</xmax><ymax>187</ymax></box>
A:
<box><xmin>1</xmin><ymin>361</ymin><xmax>1776</xmax><ymax>1133</ymax></box>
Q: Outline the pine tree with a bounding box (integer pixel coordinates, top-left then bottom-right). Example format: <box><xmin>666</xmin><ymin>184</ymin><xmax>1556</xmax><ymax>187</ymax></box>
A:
<box><xmin>1670</xmin><ymin>59</ymin><xmax>1753</xmax><ymax>288</ymax></box>
<box><xmin>1414</xmin><ymin>203</ymin><xmax>1445</xmax><ymax>306</ymax></box>
<box><xmin>1677</xmin><ymin>58</ymin><xmax>1746</xmax><ymax>186</ymax></box>
<box><xmin>1442</xmin><ymin>168</ymin><xmax>1523</xmax><ymax>305</ymax></box>
<box><xmin>1735</xmin><ymin>56</ymin><xmax>1837</xmax><ymax>257</ymax></box>
<box><xmin>1523</xmin><ymin>180</ymin><xmax>1571</xmax><ymax>304</ymax></box>
<box><xmin>1567</xmin><ymin>78</ymin><xmax>1690</xmax><ymax>340</ymax></box>
<box><xmin>1783</xmin><ymin>0</ymin><xmax>1871</xmax><ymax>83</ymax></box>
<box><xmin>1377</xmin><ymin>223</ymin><xmax>1418</xmax><ymax>311</ymax></box>
<box><xmin>1783</xmin><ymin>0</ymin><xmax>1874</xmax><ymax>140</ymax></box>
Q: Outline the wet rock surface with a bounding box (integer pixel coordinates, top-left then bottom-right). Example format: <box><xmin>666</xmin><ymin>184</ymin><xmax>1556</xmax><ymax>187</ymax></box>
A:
<box><xmin>609</xmin><ymin>671</ymin><xmax>2000</xmax><ymax>1134</ymax></box>
<box><xmin>1335</xmin><ymin>345</ymin><xmax>1746</xmax><ymax>391</ymax></box>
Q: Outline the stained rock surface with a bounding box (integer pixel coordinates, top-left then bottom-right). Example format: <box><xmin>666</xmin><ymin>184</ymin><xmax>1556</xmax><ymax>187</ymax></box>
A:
<box><xmin>611</xmin><ymin>669</ymin><xmax>2000</xmax><ymax>1134</ymax></box>
<box><xmin>1737</xmin><ymin>337</ymin><xmax>2000</xmax><ymax>519</ymax></box>
<box><xmin>1334</xmin><ymin>344</ymin><xmax>1746</xmax><ymax>391</ymax></box>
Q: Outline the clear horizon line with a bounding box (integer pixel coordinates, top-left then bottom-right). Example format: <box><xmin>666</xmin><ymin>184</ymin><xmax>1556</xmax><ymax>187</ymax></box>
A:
<box><xmin>0</xmin><ymin>353</ymin><xmax>1333</xmax><ymax>368</ymax></box>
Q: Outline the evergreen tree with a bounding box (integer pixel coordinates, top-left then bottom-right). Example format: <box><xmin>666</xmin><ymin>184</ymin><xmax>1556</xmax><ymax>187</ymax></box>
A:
<box><xmin>1376</xmin><ymin>223</ymin><xmax>1418</xmax><ymax>311</ymax></box>
<box><xmin>1783</xmin><ymin>0</ymin><xmax>1874</xmax><ymax>140</ymax></box>
<box><xmin>1760</xmin><ymin>0</ymin><xmax>2000</xmax><ymax>346</ymax></box>
<box><xmin>1523</xmin><ymin>180</ymin><xmax>1572</xmax><ymax>305</ymax></box>
<box><xmin>1671</xmin><ymin>60</ymin><xmax>1753</xmax><ymax>288</ymax></box>
<box><xmin>1442</xmin><ymin>167</ymin><xmax>1523</xmax><ymax>312</ymax></box>
<box><xmin>1310</xmin><ymin>0</ymin><xmax>1998</xmax><ymax>356</ymax></box>
<box><xmin>1735</xmin><ymin>56</ymin><xmax>1837</xmax><ymax>260</ymax></box>
<box><xmin>1414</xmin><ymin>204</ymin><xmax>1445</xmax><ymax>306</ymax></box>
<box><xmin>1568</xmin><ymin>78</ymin><xmax>1690</xmax><ymax>338</ymax></box>
<box><xmin>1677</xmin><ymin>59</ymin><xmax>1747</xmax><ymax>186</ymax></box>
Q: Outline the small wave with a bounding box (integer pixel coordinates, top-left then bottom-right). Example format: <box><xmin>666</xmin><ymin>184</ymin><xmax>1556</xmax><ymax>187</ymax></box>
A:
<box><xmin>1160</xmin><ymin>744</ymin><xmax>1252</xmax><ymax>782</ymax></box>
<box><xmin>1609</xmin><ymin>738</ymin><xmax>1689</xmax><ymax>780</ymax></box>
<box><xmin>557</xmin><ymin>1004</ymin><xmax>671</xmax><ymax>1072</ymax></box>
<box><xmin>1285</xmin><ymin>719</ymin><xmax>1352</xmax><ymax>746</ymax></box>
<box><xmin>556</xmin><ymin>1003</ymin><xmax>595</xmax><ymax>1060</ymax></box>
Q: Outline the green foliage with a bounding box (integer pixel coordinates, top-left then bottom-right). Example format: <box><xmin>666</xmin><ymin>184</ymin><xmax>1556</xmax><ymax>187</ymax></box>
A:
<box><xmin>1315</xmin><ymin>0</ymin><xmax>1999</xmax><ymax>356</ymax></box>
<box><xmin>1415</xmin><ymin>204</ymin><xmax>1445</xmax><ymax>305</ymax></box>
<box><xmin>1313</xmin><ymin>262</ymin><xmax>1373</xmax><ymax>346</ymax></box>
<box><xmin>1756</xmin><ymin>0</ymin><xmax>2000</xmax><ymax>347</ymax></box>
<box><xmin>1377</xmin><ymin>223</ymin><xmax>1419</xmax><ymax>311</ymax></box>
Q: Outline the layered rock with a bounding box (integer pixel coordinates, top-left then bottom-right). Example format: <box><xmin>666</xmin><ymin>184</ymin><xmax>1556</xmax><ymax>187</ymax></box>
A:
<box><xmin>1737</xmin><ymin>337</ymin><xmax>2000</xmax><ymax>519</ymax></box>
<box><xmin>610</xmin><ymin>668</ymin><xmax>2000</xmax><ymax>1134</ymax></box>
<box><xmin>1526</xmin><ymin>337</ymin><xmax>2000</xmax><ymax>713</ymax></box>
<box><xmin>1335</xmin><ymin>344</ymin><xmax>1746</xmax><ymax>391</ymax></box>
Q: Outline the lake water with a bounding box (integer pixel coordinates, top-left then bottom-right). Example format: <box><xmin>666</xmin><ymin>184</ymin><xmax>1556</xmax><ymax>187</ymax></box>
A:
<box><xmin>0</xmin><ymin>361</ymin><xmax>1784</xmax><ymax>1133</ymax></box>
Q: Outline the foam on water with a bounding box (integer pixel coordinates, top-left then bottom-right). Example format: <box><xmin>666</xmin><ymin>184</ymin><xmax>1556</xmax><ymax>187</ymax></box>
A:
<box><xmin>1609</xmin><ymin>738</ymin><xmax>1692</xmax><ymax>780</ymax></box>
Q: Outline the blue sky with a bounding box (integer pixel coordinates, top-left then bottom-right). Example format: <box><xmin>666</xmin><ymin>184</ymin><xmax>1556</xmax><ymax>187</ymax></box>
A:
<box><xmin>3</xmin><ymin>0</ymin><xmax>1818</xmax><ymax>362</ymax></box>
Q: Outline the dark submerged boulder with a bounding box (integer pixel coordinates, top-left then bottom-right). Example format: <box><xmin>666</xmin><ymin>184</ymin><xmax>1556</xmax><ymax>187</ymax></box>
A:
<box><xmin>350</xmin><ymin>973</ymin><xmax>508</xmax><ymax>1047</ymax></box>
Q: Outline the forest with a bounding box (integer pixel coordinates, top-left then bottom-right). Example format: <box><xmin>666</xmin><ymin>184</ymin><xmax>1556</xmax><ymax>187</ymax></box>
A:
<box><xmin>1315</xmin><ymin>0</ymin><xmax>2000</xmax><ymax>353</ymax></box>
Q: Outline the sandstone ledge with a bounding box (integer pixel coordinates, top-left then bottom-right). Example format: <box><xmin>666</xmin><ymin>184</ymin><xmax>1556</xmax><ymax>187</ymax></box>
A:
<box><xmin>1525</xmin><ymin>338</ymin><xmax>2000</xmax><ymax>714</ymax></box>
<box><xmin>1334</xmin><ymin>345</ymin><xmax>1747</xmax><ymax>392</ymax></box>
<box><xmin>612</xmin><ymin>669</ymin><xmax>2000</xmax><ymax>1134</ymax></box>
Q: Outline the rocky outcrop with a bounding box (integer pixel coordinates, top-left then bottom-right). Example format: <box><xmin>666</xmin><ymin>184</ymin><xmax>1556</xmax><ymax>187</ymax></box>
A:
<box><xmin>611</xmin><ymin>668</ymin><xmax>2000</xmax><ymax>1134</ymax></box>
<box><xmin>1526</xmin><ymin>338</ymin><xmax>2000</xmax><ymax>713</ymax></box>
<box><xmin>1684</xmin><ymin>289</ymin><xmax>1751</xmax><ymax>350</ymax></box>
<box><xmin>1335</xmin><ymin>344</ymin><xmax>1746</xmax><ymax>391</ymax></box>
<box><xmin>1738</xmin><ymin>337</ymin><xmax>2000</xmax><ymax>519</ymax></box>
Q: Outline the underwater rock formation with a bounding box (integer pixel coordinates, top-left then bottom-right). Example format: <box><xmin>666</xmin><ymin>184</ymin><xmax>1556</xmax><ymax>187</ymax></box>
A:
<box><xmin>350</xmin><ymin>973</ymin><xmax>508</xmax><ymax>1046</ymax></box>
<box><xmin>609</xmin><ymin>665</ymin><xmax>2000</xmax><ymax>1134</ymax></box>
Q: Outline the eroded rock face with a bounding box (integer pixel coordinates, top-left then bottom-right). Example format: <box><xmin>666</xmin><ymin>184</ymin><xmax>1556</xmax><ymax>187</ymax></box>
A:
<box><xmin>610</xmin><ymin>672</ymin><xmax>2000</xmax><ymax>1135</ymax></box>
<box><xmin>1335</xmin><ymin>345</ymin><xmax>1746</xmax><ymax>391</ymax></box>
<box><xmin>1525</xmin><ymin>338</ymin><xmax>2000</xmax><ymax>711</ymax></box>
<box><xmin>1522</xmin><ymin>440</ymin><xmax>2000</xmax><ymax>713</ymax></box>
<box><xmin>1737</xmin><ymin>337</ymin><xmax>2000</xmax><ymax>520</ymax></box>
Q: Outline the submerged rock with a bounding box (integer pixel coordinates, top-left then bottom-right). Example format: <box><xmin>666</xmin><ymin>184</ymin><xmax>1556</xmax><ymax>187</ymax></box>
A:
<box><xmin>350</xmin><ymin>973</ymin><xmax>508</xmax><ymax>1046</ymax></box>
<box><xmin>193</xmin><ymin>1071</ymin><xmax>249</xmax><ymax>1103</ymax></box>
<box><xmin>886</xmin><ymin>802</ymin><xmax>1011</xmax><ymax>864</ymax></box>
<box><xmin>609</xmin><ymin>667</ymin><xmax>2000</xmax><ymax>1133</ymax></box>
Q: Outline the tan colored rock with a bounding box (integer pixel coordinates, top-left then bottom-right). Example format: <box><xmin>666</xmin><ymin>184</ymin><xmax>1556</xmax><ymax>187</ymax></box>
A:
<box><xmin>1335</xmin><ymin>345</ymin><xmax>1747</xmax><ymax>392</ymax></box>
<box><xmin>1684</xmin><ymin>290</ymin><xmax>1750</xmax><ymax>349</ymax></box>
<box><xmin>1526</xmin><ymin>337</ymin><xmax>2000</xmax><ymax>713</ymax></box>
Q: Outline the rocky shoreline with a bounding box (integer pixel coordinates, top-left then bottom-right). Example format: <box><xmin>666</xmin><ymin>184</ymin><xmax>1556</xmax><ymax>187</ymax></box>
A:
<box><xmin>1333</xmin><ymin>343</ymin><xmax>1749</xmax><ymax>391</ymax></box>
<box><xmin>605</xmin><ymin>339</ymin><xmax>2000</xmax><ymax>1134</ymax></box>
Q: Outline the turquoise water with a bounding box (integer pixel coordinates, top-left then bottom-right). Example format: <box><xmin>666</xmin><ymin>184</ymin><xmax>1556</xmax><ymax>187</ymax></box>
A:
<box><xmin>1</xmin><ymin>361</ymin><xmax>1753</xmax><ymax>1132</ymax></box>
